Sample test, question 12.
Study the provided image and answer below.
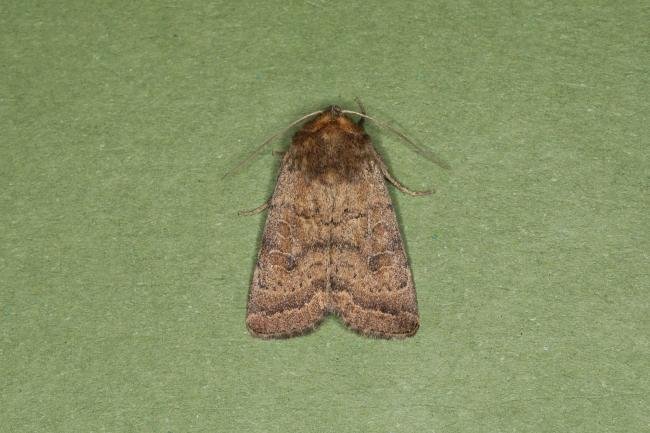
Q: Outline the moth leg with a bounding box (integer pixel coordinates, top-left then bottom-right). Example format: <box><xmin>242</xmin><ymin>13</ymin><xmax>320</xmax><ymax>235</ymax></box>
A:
<box><xmin>238</xmin><ymin>199</ymin><xmax>270</xmax><ymax>216</ymax></box>
<box><xmin>377</xmin><ymin>161</ymin><xmax>432</xmax><ymax>196</ymax></box>
<box><xmin>354</xmin><ymin>96</ymin><xmax>367</xmax><ymax>126</ymax></box>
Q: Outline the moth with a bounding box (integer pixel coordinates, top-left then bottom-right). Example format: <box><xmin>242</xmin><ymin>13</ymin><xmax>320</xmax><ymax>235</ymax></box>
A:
<box><xmin>243</xmin><ymin>104</ymin><xmax>434</xmax><ymax>339</ymax></box>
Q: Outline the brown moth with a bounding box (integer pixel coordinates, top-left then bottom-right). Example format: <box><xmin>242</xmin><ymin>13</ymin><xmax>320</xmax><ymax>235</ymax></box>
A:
<box><xmin>244</xmin><ymin>105</ymin><xmax>431</xmax><ymax>339</ymax></box>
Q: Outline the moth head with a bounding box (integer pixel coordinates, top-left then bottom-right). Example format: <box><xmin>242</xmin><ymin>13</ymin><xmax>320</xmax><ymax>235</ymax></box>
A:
<box><xmin>327</xmin><ymin>105</ymin><xmax>343</xmax><ymax>117</ymax></box>
<box><xmin>302</xmin><ymin>105</ymin><xmax>363</xmax><ymax>136</ymax></box>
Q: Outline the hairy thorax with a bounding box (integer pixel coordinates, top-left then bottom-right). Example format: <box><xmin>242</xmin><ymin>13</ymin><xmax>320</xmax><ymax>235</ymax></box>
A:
<box><xmin>287</xmin><ymin>118</ymin><xmax>374</xmax><ymax>183</ymax></box>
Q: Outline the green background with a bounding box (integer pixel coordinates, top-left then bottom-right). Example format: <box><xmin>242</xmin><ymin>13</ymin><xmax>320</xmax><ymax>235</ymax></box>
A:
<box><xmin>1</xmin><ymin>1</ymin><xmax>648</xmax><ymax>432</ymax></box>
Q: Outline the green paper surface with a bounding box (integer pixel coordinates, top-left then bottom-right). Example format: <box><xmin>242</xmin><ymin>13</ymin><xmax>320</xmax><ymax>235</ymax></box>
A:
<box><xmin>1</xmin><ymin>1</ymin><xmax>648</xmax><ymax>432</ymax></box>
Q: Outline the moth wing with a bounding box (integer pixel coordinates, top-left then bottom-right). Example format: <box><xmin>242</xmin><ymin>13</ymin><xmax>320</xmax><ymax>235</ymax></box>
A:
<box><xmin>330</xmin><ymin>162</ymin><xmax>419</xmax><ymax>338</ymax></box>
<box><xmin>246</xmin><ymin>163</ymin><xmax>329</xmax><ymax>338</ymax></box>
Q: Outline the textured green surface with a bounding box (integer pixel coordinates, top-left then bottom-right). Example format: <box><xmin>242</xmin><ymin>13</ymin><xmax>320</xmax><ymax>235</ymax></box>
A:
<box><xmin>1</xmin><ymin>1</ymin><xmax>648</xmax><ymax>432</ymax></box>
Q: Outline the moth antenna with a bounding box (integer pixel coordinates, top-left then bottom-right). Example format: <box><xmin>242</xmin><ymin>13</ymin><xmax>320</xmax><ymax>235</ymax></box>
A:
<box><xmin>341</xmin><ymin>110</ymin><xmax>450</xmax><ymax>170</ymax></box>
<box><xmin>222</xmin><ymin>110</ymin><xmax>323</xmax><ymax>179</ymax></box>
<box><xmin>353</xmin><ymin>97</ymin><xmax>367</xmax><ymax>126</ymax></box>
